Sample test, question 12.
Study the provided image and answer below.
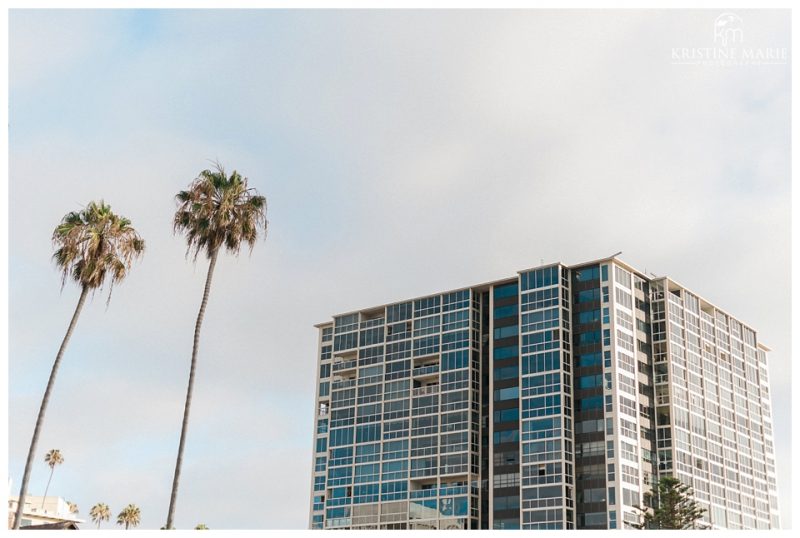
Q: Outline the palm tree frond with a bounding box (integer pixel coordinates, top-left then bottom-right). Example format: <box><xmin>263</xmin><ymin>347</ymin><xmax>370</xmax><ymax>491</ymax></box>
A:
<box><xmin>51</xmin><ymin>202</ymin><xmax>145</xmax><ymax>301</ymax></box>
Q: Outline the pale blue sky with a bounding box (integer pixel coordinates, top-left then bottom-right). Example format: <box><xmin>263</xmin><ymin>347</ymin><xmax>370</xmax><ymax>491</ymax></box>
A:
<box><xmin>8</xmin><ymin>9</ymin><xmax>791</xmax><ymax>529</ymax></box>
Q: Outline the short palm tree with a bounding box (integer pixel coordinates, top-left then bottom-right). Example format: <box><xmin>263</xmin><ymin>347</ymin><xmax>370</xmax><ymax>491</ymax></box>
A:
<box><xmin>165</xmin><ymin>165</ymin><xmax>267</xmax><ymax>529</ymax></box>
<box><xmin>13</xmin><ymin>201</ymin><xmax>145</xmax><ymax>529</ymax></box>
<box><xmin>41</xmin><ymin>449</ymin><xmax>64</xmax><ymax>505</ymax></box>
<box><xmin>117</xmin><ymin>504</ymin><xmax>141</xmax><ymax>530</ymax></box>
<box><xmin>90</xmin><ymin>502</ymin><xmax>111</xmax><ymax>529</ymax></box>
<box><xmin>67</xmin><ymin>501</ymin><xmax>78</xmax><ymax>514</ymax></box>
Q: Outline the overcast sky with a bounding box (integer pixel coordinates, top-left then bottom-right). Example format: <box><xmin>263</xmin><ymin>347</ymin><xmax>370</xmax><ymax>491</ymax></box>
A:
<box><xmin>8</xmin><ymin>9</ymin><xmax>791</xmax><ymax>529</ymax></box>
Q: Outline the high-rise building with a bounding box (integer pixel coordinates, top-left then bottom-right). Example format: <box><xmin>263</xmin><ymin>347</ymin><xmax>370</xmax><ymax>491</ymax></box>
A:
<box><xmin>308</xmin><ymin>256</ymin><xmax>781</xmax><ymax>530</ymax></box>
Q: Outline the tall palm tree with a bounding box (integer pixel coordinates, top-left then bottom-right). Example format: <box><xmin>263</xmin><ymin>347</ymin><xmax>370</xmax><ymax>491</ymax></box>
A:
<box><xmin>13</xmin><ymin>201</ymin><xmax>145</xmax><ymax>529</ymax></box>
<box><xmin>90</xmin><ymin>502</ymin><xmax>111</xmax><ymax>529</ymax></box>
<box><xmin>116</xmin><ymin>504</ymin><xmax>141</xmax><ymax>530</ymax></box>
<box><xmin>41</xmin><ymin>449</ymin><xmax>64</xmax><ymax>505</ymax></box>
<box><xmin>165</xmin><ymin>165</ymin><xmax>267</xmax><ymax>529</ymax></box>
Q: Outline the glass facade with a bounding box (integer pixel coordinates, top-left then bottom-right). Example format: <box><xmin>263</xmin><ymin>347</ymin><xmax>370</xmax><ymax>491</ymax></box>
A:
<box><xmin>309</xmin><ymin>259</ymin><xmax>781</xmax><ymax>530</ymax></box>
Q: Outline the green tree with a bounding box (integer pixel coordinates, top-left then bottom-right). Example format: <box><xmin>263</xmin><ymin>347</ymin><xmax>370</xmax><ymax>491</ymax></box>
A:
<box><xmin>195</xmin><ymin>523</ymin><xmax>209</xmax><ymax>529</ymax></box>
<box><xmin>90</xmin><ymin>502</ymin><xmax>111</xmax><ymax>529</ymax></box>
<box><xmin>41</xmin><ymin>449</ymin><xmax>64</xmax><ymax>505</ymax></box>
<box><xmin>13</xmin><ymin>201</ymin><xmax>145</xmax><ymax>529</ymax></box>
<box><xmin>633</xmin><ymin>476</ymin><xmax>706</xmax><ymax>529</ymax></box>
<box><xmin>165</xmin><ymin>165</ymin><xmax>267</xmax><ymax>529</ymax></box>
<box><xmin>117</xmin><ymin>504</ymin><xmax>141</xmax><ymax>530</ymax></box>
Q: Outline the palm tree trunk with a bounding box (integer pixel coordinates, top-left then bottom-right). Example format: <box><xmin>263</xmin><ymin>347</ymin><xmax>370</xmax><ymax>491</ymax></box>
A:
<box><xmin>41</xmin><ymin>466</ymin><xmax>54</xmax><ymax>507</ymax></box>
<box><xmin>13</xmin><ymin>286</ymin><xmax>89</xmax><ymax>529</ymax></box>
<box><xmin>166</xmin><ymin>250</ymin><xmax>219</xmax><ymax>529</ymax></box>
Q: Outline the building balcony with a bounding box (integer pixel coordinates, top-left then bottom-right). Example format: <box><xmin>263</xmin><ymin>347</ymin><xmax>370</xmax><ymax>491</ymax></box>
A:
<box><xmin>333</xmin><ymin>359</ymin><xmax>357</xmax><ymax>373</ymax></box>
<box><xmin>413</xmin><ymin>384</ymin><xmax>439</xmax><ymax>396</ymax></box>
<box><xmin>413</xmin><ymin>364</ymin><xmax>439</xmax><ymax>378</ymax></box>
<box><xmin>331</xmin><ymin>378</ymin><xmax>356</xmax><ymax>390</ymax></box>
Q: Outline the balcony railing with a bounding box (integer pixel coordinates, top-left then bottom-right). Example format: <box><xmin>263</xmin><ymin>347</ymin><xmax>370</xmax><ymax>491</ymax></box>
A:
<box><xmin>332</xmin><ymin>359</ymin><xmax>357</xmax><ymax>372</ymax></box>
<box><xmin>439</xmin><ymin>485</ymin><xmax>468</xmax><ymax>496</ymax></box>
<box><xmin>331</xmin><ymin>378</ymin><xmax>356</xmax><ymax>390</ymax></box>
<box><xmin>410</xmin><ymin>489</ymin><xmax>438</xmax><ymax>499</ymax></box>
<box><xmin>413</xmin><ymin>364</ymin><xmax>440</xmax><ymax>377</ymax></box>
<box><xmin>412</xmin><ymin>385</ymin><xmax>440</xmax><ymax>396</ymax></box>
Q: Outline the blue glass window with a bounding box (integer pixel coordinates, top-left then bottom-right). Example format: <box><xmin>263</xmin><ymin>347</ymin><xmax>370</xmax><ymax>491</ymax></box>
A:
<box><xmin>329</xmin><ymin>427</ymin><xmax>354</xmax><ymax>447</ymax></box>
<box><xmin>521</xmin><ymin>351</ymin><xmax>560</xmax><ymax>374</ymax></box>
<box><xmin>442</xmin><ymin>310</ymin><xmax>469</xmax><ymax>331</ymax></box>
<box><xmin>330</xmin><ymin>447</ymin><xmax>354</xmax><ymax>466</ymax></box>
<box><xmin>521</xmin><ymin>372</ymin><xmax>560</xmax><ymax>394</ymax></box>
<box><xmin>520</xmin><ymin>266</ymin><xmax>559</xmax><ymax>290</ymax></box>
<box><xmin>576</xmin><ymin>395</ymin><xmax>603</xmax><ymax>411</ymax></box>
<box><xmin>413</xmin><ymin>335</ymin><xmax>440</xmax><ymax>356</ymax></box>
<box><xmin>317</xmin><ymin>418</ymin><xmax>329</xmax><ymax>434</ymax></box>
<box><xmin>414</xmin><ymin>296</ymin><xmax>441</xmax><ymax>317</ymax></box>
<box><xmin>494</xmin><ymin>345</ymin><xmax>519</xmax><ymax>360</ymax></box>
<box><xmin>523</xmin><ymin>417</ymin><xmax>560</xmax><ymax>432</ymax></box>
<box><xmin>380</xmin><ymin>480</ymin><xmax>408</xmax><ymax>501</ymax></box>
<box><xmin>326</xmin><ymin>507</ymin><xmax>350</xmax><ymax>519</ymax></box>
<box><xmin>494</xmin><ymin>407</ymin><xmax>520</xmax><ymax>423</ymax></box>
<box><xmin>353</xmin><ymin>463</ymin><xmax>379</xmax><ymax>483</ymax></box>
<box><xmin>442</xmin><ymin>290</ymin><xmax>470</xmax><ymax>312</ymax></box>
<box><xmin>387</xmin><ymin>302</ymin><xmax>412</xmax><ymax>322</ymax></box>
<box><xmin>577</xmin><ymin>331</ymin><xmax>601</xmax><ymax>345</ymax></box>
<box><xmin>494</xmin><ymin>282</ymin><xmax>519</xmax><ymax>299</ymax></box>
<box><xmin>442</xmin><ymin>350</ymin><xmax>468</xmax><ymax>371</ymax></box>
<box><xmin>494</xmin><ymin>495</ymin><xmax>520</xmax><ymax>511</ymax></box>
<box><xmin>494</xmin><ymin>304</ymin><xmax>518</xmax><ymax>319</ymax></box>
<box><xmin>381</xmin><ymin>460</ymin><xmax>408</xmax><ymax>481</ymax></box>
<box><xmin>334</xmin><ymin>314</ymin><xmax>359</xmax><ymax>333</ymax></box>
<box><xmin>359</xmin><ymin>327</ymin><xmax>384</xmax><ymax>347</ymax></box>
<box><xmin>521</xmin><ymin>394</ymin><xmax>561</xmax><ymax>417</ymax></box>
<box><xmin>577</xmin><ymin>374</ymin><xmax>602</xmax><ymax>389</ymax></box>
<box><xmin>577</xmin><ymin>310</ymin><xmax>601</xmax><ymax>324</ymax></box>
<box><xmin>494</xmin><ymin>386</ymin><xmax>519</xmax><ymax>401</ymax></box>
<box><xmin>520</xmin><ymin>308</ymin><xmax>559</xmax><ymax>333</ymax></box>
<box><xmin>319</xmin><ymin>382</ymin><xmax>330</xmax><ymax>398</ymax></box>
<box><xmin>353</xmin><ymin>484</ymin><xmax>379</xmax><ymax>504</ymax></box>
<box><xmin>334</xmin><ymin>332</ymin><xmax>358</xmax><ymax>352</ymax></box>
<box><xmin>493</xmin><ymin>429</ymin><xmax>519</xmax><ymax>444</ymax></box>
<box><xmin>439</xmin><ymin>496</ymin><xmax>468</xmax><ymax>516</ymax></box>
<box><xmin>574</xmin><ymin>265</ymin><xmax>600</xmax><ymax>282</ymax></box>
<box><xmin>494</xmin><ymin>325</ymin><xmax>519</xmax><ymax>340</ymax></box>
<box><xmin>576</xmin><ymin>352</ymin><xmax>602</xmax><ymax>367</ymax></box>
<box><xmin>328</xmin><ymin>466</ymin><xmax>353</xmax><ymax>480</ymax></box>
<box><xmin>441</xmin><ymin>330</ymin><xmax>469</xmax><ymax>351</ymax></box>
<box><xmin>494</xmin><ymin>365</ymin><xmax>518</xmax><ymax>381</ymax></box>
<box><xmin>521</xmin><ymin>330</ymin><xmax>559</xmax><ymax>355</ymax></box>
<box><xmin>575</xmin><ymin>288</ymin><xmax>601</xmax><ymax>303</ymax></box>
<box><xmin>355</xmin><ymin>424</ymin><xmax>381</xmax><ymax>444</ymax></box>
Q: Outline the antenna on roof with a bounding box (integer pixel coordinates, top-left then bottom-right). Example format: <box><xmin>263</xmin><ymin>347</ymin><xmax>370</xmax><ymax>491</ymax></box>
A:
<box><xmin>610</xmin><ymin>251</ymin><xmax>623</xmax><ymax>258</ymax></box>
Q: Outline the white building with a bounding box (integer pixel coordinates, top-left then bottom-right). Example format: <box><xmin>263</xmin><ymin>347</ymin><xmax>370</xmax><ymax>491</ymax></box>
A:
<box><xmin>8</xmin><ymin>496</ymin><xmax>84</xmax><ymax>529</ymax></box>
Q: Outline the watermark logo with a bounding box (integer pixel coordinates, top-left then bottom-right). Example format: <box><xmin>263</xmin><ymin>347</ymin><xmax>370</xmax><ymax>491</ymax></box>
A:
<box><xmin>671</xmin><ymin>12</ymin><xmax>787</xmax><ymax>67</ymax></box>
<box><xmin>713</xmin><ymin>13</ymin><xmax>743</xmax><ymax>46</ymax></box>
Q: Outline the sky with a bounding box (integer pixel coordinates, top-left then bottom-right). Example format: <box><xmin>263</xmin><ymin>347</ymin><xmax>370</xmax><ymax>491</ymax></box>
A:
<box><xmin>7</xmin><ymin>9</ymin><xmax>791</xmax><ymax>529</ymax></box>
